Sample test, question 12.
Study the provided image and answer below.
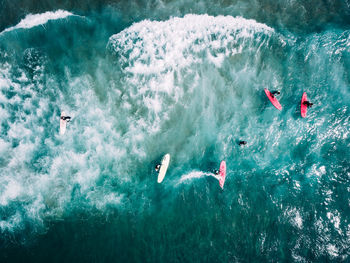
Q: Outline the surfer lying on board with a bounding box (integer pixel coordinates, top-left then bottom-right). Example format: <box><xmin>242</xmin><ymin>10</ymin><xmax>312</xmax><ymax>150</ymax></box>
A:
<box><xmin>155</xmin><ymin>164</ymin><xmax>161</xmax><ymax>172</ymax></box>
<box><xmin>303</xmin><ymin>101</ymin><xmax>313</xmax><ymax>108</ymax></box>
<box><xmin>270</xmin><ymin>91</ymin><xmax>280</xmax><ymax>98</ymax></box>
<box><xmin>60</xmin><ymin>116</ymin><xmax>71</xmax><ymax>122</ymax></box>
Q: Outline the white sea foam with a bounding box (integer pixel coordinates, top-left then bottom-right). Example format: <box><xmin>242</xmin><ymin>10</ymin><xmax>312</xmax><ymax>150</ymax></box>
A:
<box><xmin>327</xmin><ymin>244</ymin><xmax>339</xmax><ymax>258</ymax></box>
<box><xmin>284</xmin><ymin>207</ymin><xmax>303</xmax><ymax>229</ymax></box>
<box><xmin>327</xmin><ymin>211</ymin><xmax>342</xmax><ymax>234</ymax></box>
<box><xmin>294</xmin><ymin>211</ymin><xmax>303</xmax><ymax>229</ymax></box>
<box><xmin>1</xmin><ymin>10</ymin><xmax>74</xmax><ymax>34</ymax></box>
<box><xmin>109</xmin><ymin>14</ymin><xmax>274</xmax><ymax>73</ymax></box>
<box><xmin>91</xmin><ymin>193</ymin><xmax>124</xmax><ymax>210</ymax></box>
<box><xmin>108</xmin><ymin>14</ymin><xmax>276</xmax><ymax>134</ymax></box>
<box><xmin>0</xmin><ymin>180</ymin><xmax>22</xmax><ymax>206</ymax></box>
<box><xmin>0</xmin><ymin>211</ymin><xmax>23</xmax><ymax>231</ymax></box>
<box><xmin>0</xmin><ymin>138</ymin><xmax>10</xmax><ymax>155</ymax></box>
<box><xmin>0</xmin><ymin>58</ymin><xmax>130</xmax><ymax>233</ymax></box>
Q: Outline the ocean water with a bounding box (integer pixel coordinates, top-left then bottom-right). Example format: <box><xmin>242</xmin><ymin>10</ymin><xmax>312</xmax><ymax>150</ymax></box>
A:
<box><xmin>0</xmin><ymin>0</ymin><xmax>349</xmax><ymax>262</ymax></box>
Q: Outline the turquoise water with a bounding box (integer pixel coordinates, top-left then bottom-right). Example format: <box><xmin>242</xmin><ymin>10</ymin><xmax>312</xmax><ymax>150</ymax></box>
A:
<box><xmin>0</xmin><ymin>1</ymin><xmax>349</xmax><ymax>262</ymax></box>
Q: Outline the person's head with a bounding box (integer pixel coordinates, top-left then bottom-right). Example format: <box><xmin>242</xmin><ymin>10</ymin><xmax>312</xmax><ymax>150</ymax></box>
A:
<box><xmin>276</xmin><ymin>91</ymin><xmax>280</xmax><ymax>95</ymax></box>
<box><xmin>155</xmin><ymin>164</ymin><xmax>161</xmax><ymax>171</ymax></box>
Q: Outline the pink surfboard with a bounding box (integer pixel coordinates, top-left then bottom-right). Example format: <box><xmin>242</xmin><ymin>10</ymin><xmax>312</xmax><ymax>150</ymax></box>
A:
<box><xmin>300</xmin><ymin>92</ymin><xmax>307</xmax><ymax>118</ymax></box>
<box><xmin>219</xmin><ymin>161</ymin><xmax>226</xmax><ymax>189</ymax></box>
<box><xmin>264</xmin><ymin>89</ymin><xmax>282</xmax><ymax>111</ymax></box>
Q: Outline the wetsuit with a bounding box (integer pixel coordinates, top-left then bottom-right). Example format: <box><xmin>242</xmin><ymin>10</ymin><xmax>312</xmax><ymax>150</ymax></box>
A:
<box><xmin>303</xmin><ymin>101</ymin><xmax>313</xmax><ymax>107</ymax></box>
<box><xmin>61</xmin><ymin>116</ymin><xmax>71</xmax><ymax>122</ymax></box>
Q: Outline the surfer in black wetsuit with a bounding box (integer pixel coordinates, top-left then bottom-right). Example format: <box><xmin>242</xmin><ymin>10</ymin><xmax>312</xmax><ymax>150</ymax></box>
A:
<box><xmin>238</xmin><ymin>140</ymin><xmax>247</xmax><ymax>146</ymax></box>
<box><xmin>155</xmin><ymin>164</ymin><xmax>161</xmax><ymax>172</ymax></box>
<box><xmin>61</xmin><ymin>116</ymin><xmax>71</xmax><ymax>122</ymax></box>
<box><xmin>303</xmin><ymin>101</ymin><xmax>313</xmax><ymax>108</ymax></box>
<box><xmin>270</xmin><ymin>91</ymin><xmax>280</xmax><ymax>98</ymax></box>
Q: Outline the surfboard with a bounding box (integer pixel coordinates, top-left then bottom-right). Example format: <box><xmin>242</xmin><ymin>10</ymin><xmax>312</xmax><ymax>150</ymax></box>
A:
<box><xmin>300</xmin><ymin>92</ymin><xmax>307</xmax><ymax>118</ymax></box>
<box><xmin>60</xmin><ymin>111</ymin><xmax>67</xmax><ymax>135</ymax></box>
<box><xmin>157</xmin><ymin>154</ymin><xmax>170</xmax><ymax>183</ymax></box>
<box><xmin>219</xmin><ymin>160</ymin><xmax>226</xmax><ymax>189</ymax></box>
<box><xmin>264</xmin><ymin>89</ymin><xmax>282</xmax><ymax>111</ymax></box>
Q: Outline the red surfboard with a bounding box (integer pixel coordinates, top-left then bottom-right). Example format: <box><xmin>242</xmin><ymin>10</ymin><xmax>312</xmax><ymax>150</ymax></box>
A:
<box><xmin>300</xmin><ymin>92</ymin><xmax>307</xmax><ymax>118</ymax></box>
<box><xmin>219</xmin><ymin>161</ymin><xmax>226</xmax><ymax>189</ymax></box>
<box><xmin>264</xmin><ymin>89</ymin><xmax>282</xmax><ymax>111</ymax></box>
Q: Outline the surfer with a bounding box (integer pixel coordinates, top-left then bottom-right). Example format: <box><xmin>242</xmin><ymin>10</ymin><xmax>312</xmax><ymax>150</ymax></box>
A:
<box><xmin>238</xmin><ymin>140</ymin><xmax>247</xmax><ymax>146</ymax></box>
<box><xmin>303</xmin><ymin>101</ymin><xmax>313</xmax><ymax>108</ymax></box>
<box><xmin>60</xmin><ymin>116</ymin><xmax>71</xmax><ymax>122</ymax></box>
<box><xmin>264</xmin><ymin>88</ymin><xmax>282</xmax><ymax>110</ymax></box>
<box><xmin>155</xmin><ymin>164</ymin><xmax>161</xmax><ymax>172</ymax></box>
<box><xmin>270</xmin><ymin>91</ymin><xmax>280</xmax><ymax>98</ymax></box>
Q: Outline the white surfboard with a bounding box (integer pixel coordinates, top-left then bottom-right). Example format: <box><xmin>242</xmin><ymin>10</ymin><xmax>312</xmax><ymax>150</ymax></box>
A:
<box><xmin>157</xmin><ymin>154</ymin><xmax>170</xmax><ymax>183</ymax></box>
<box><xmin>60</xmin><ymin>111</ymin><xmax>67</xmax><ymax>135</ymax></box>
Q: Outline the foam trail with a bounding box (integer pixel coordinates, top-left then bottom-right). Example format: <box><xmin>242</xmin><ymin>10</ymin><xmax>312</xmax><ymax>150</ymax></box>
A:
<box><xmin>1</xmin><ymin>10</ymin><xmax>74</xmax><ymax>34</ymax></box>
<box><xmin>177</xmin><ymin>171</ymin><xmax>219</xmax><ymax>185</ymax></box>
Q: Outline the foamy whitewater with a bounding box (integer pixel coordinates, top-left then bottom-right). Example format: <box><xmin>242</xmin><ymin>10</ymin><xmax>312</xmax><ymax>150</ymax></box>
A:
<box><xmin>0</xmin><ymin>1</ymin><xmax>349</xmax><ymax>262</ymax></box>
<box><xmin>1</xmin><ymin>10</ymin><xmax>74</xmax><ymax>34</ymax></box>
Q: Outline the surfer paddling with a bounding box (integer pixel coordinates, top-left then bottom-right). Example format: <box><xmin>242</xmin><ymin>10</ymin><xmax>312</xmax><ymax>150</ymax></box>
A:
<box><xmin>238</xmin><ymin>140</ymin><xmax>247</xmax><ymax>146</ymax></box>
<box><xmin>264</xmin><ymin>89</ymin><xmax>282</xmax><ymax>110</ymax></box>
<box><xmin>60</xmin><ymin>115</ymin><xmax>71</xmax><ymax>122</ymax></box>
<box><xmin>270</xmin><ymin>91</ymin><xmax>280</xmax><ymax>98</ymax></box>
<box><xmin>59</xmin><ymin>112</ymin><xmax>71</xmax><ymax>135</ymax></box>
<box><xmin>156</xmin><ymin>154</ymin><xmax>170</xmax><ymax>183</ymax></box>
<box><xmin>300</xmin><ymin>92</ymin><xmax>312</xmax><ymax>118</ymax></box>
<box><xmin>303</xmin><ymin>101</ymin><xmax>313</xmax><ymax>108</ymax></box>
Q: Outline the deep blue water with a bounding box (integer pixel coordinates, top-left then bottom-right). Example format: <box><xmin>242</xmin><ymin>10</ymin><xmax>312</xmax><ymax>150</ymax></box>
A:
<box><xmin>0</xmin><ymin>0</ymin><xmax>349</xmax><ymax>262</ymax></box>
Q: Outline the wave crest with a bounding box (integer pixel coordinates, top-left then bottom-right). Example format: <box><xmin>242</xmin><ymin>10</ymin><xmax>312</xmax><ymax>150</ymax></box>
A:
<box><xmin>108</xmin><ymin>14</ymin><xmax>275</xmax><ymax>73</ymax></box>
<box><xmin>1</xmin><ymin>10</ymin><xmax>74</xmax><ymax>34</ymax></box>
